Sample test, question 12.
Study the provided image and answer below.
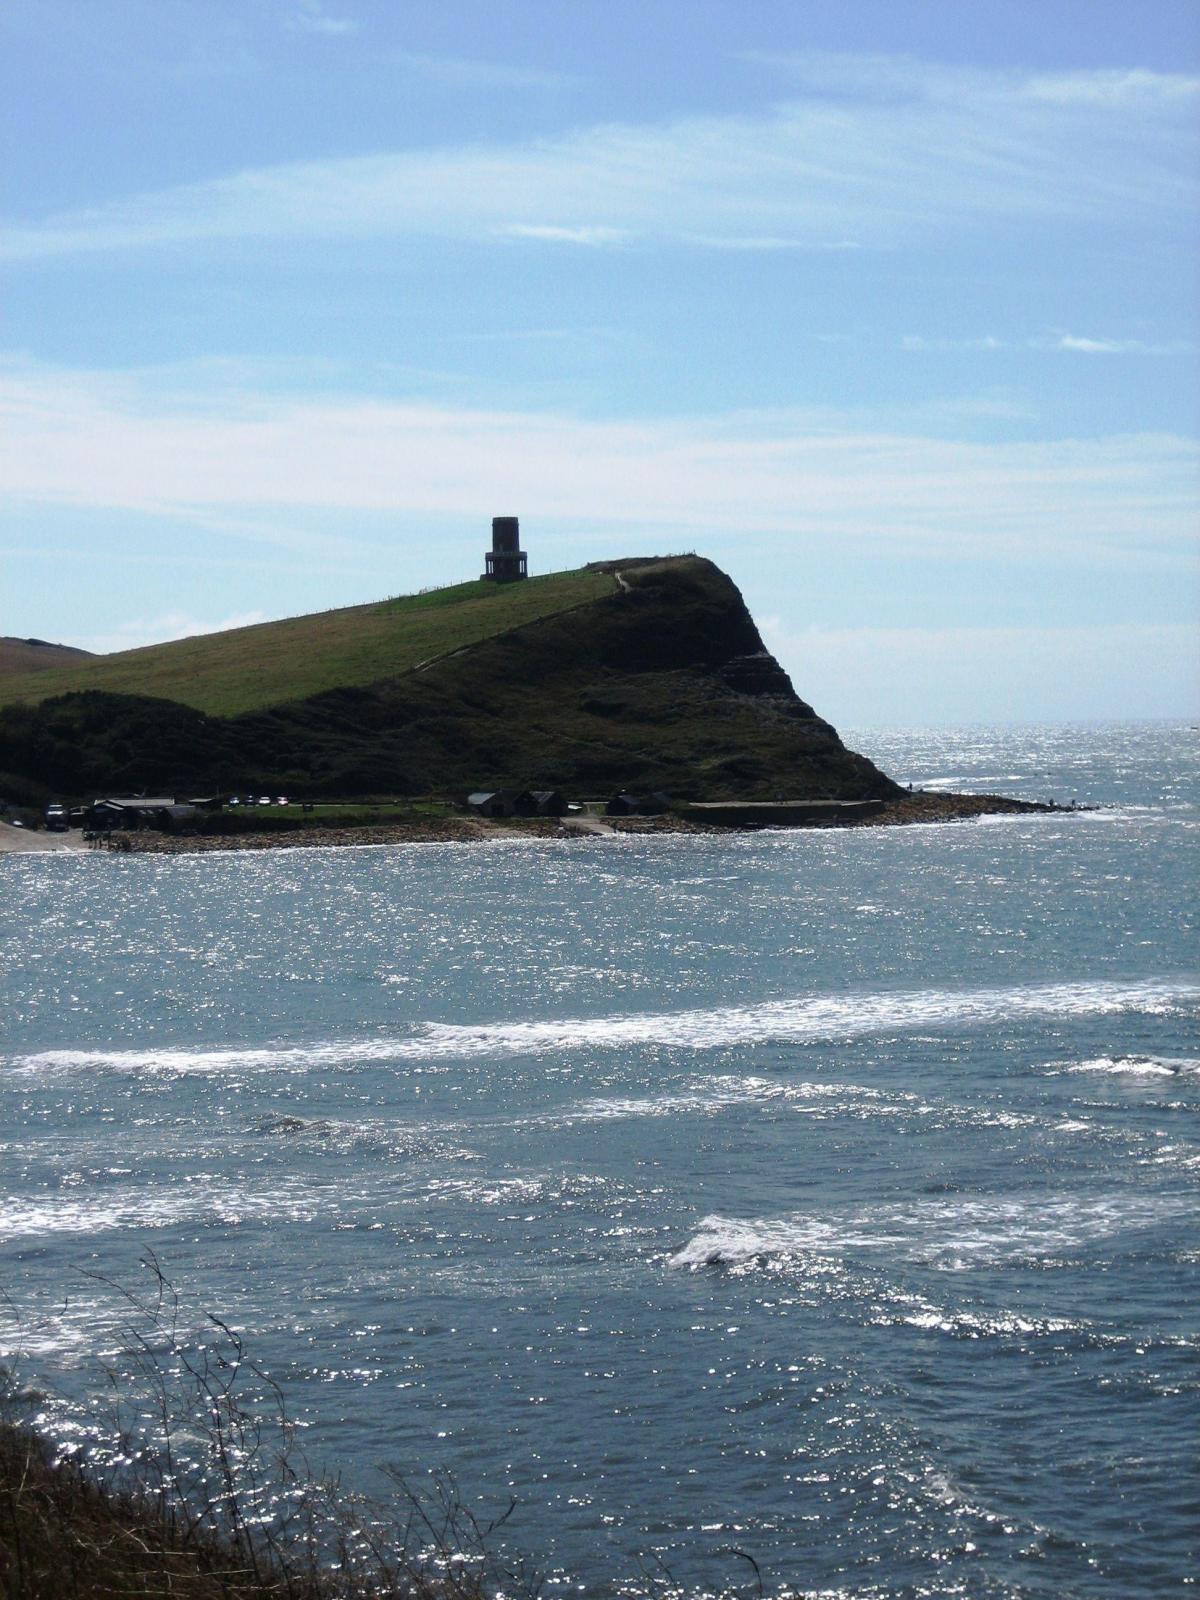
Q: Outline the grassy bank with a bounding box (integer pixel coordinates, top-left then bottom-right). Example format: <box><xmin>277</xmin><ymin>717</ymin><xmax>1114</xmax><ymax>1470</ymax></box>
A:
<box><xmin>0</xmin><ymin>569</ymin><xmax>616</xmax><ymax>718</ymax></box>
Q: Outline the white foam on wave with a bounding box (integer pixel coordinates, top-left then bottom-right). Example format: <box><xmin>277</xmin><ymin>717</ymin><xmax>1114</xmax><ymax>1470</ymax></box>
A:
<box><xmin>669</xmin><ymin>1191</ymin><xmax>1190</xmax><ymax>1274</ymax></box>
<box><xmin>9</xmin><ymin>977</ymin><xmax>1197</xmax><ymax>1078</ymax></box>
<box><xmin>1058</xmin><ymin>1054</ymin><xmax>1200</xmax><ymax>1079</ymax></box>
<box><xmin>0</xmin><ymin>1177</ymin><xmax>325</xmax><ymax>1239</ymax></box>
<box><xmin>885</xmin><ymin>1291</ymin><xmax>1081</xmax><ymax>1339</ymax></box>
<box><xmin>255</xmin><ymin>1113</ymin><xmax>478</xmax><ymax>1162</ymax></box>
<box><xmin>559</xmin><ymin>1074</ymin><xmax>905</xmax><ymax>1125</ymax></box>
<box><xmin>538</xmin><ymin>1075</ymin><xmax>1039</xmax><ymax>1133</ymax></box>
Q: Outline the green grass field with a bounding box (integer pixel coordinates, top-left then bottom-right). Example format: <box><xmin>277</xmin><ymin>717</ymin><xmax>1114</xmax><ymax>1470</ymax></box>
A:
<box><xmin>0</xmin><ymin>568</ymin><xmax>617</xmax><ymax>717</ymax></box>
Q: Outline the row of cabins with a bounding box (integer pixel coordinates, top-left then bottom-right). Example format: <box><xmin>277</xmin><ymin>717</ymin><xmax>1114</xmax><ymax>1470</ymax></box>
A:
<box><xmin>86</xmin><ymin>791</ymin><xmax>676</xmax><ymax>831</ymax></box>
<box><xmin>467</xmin><ymin>789</ymin><xmax>567</xmax><ymax>818</ymax></box>
<box><xmin>87</xmin><ymin>795</ymin><xmax>223</xmax><ymax>831</ymax></box>
<box><xmin>467</xmin><ymin>789</ymin><xmax>673</xmax><ymax>819</ymax></box>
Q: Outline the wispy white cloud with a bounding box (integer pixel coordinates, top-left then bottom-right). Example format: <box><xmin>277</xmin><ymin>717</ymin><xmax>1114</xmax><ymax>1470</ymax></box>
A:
<box><xmin>1020</xmin><ymin>69</ymin><xmax>1200</xmax><ymax>105</ymax></box>
<box><xmin>287</xmin><ymin>0</ymin><xmax>357</xmax><ymax>36</ymax></box>
<box><xmin>2</xmin><ymin>54</ymin><xmax>1193</xmax><ymax>261</ymax></box>
<box><xmin>898</xmin><ymin>332</ymin><xmax>1193</xmax><ymax>355</ymax></box>
<box><xmin>0</xmin><ymin>360</ymin><xmax>1194</xmax><ymax>572</ymax></box>
<box><xmin>505</xmin><ymin>223</ymin><xmax>627</xmax><ymax>246</ymax></box>
<box><xmin>1056</xmin><ymin>334</ymin><xmax>1127</xmax><ymax>354</ymax></box>
<box><xmin>1047</xmin><ymin>333</ymin><xmax>1194</xmax><ymax>355</ymax></box>
<box><xmin>76</xmin><ymin>608</ymin><xmax>268</xmax><ymax>655</ymax></box>
<box><xmin>747</xmin><ymin>50</ymin><xmax>1200</xmax><ymax>108</ymax></box>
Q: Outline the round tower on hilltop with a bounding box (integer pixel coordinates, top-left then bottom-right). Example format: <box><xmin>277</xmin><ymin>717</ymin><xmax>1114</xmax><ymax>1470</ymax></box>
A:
<box><xmin>483</xmin><ymin>516</ymin><xmax>528</xmax><ymax>582</ymax></box>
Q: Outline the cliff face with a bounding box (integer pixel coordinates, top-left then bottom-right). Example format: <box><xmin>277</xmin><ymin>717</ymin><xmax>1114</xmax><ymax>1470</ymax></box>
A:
<box><xmin>0</xmin><ymin>557</ymin><xmax>898</xmax><ymax>802</ymax></box>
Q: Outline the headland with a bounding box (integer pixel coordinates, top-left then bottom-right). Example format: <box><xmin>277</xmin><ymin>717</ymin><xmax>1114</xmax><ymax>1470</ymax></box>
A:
<box><xmin>0</xmin><ymin>540</ymin><xmax>1074</xmax><ymax>838</ymax></box>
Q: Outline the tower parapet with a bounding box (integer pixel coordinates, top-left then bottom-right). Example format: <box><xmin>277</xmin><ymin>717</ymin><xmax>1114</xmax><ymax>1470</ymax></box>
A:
<box><xmin>483</xmin><ymin>516</ymin><xmax>528</xmax><ymax>582</ymax></box>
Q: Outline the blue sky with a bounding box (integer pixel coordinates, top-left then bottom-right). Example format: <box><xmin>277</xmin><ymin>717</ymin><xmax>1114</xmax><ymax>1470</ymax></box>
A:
<box><xmin>2</xmin><ymin>0</ymin><xmax>1197</xmax><ymax>725</ymax></box>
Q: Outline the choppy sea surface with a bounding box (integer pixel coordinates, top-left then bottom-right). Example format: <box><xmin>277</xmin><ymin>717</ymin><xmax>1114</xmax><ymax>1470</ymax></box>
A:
<box><xmin>2</xmin><ymin>721</ymin><xmax>1196</xmax><ymax>1599</ymax></box>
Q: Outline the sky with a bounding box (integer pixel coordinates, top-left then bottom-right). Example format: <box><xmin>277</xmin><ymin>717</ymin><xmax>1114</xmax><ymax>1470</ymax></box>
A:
<box><xmin>2</xmin><ymin>0</ymin><xmax>1197</xmax><ymax>727</ymax></box>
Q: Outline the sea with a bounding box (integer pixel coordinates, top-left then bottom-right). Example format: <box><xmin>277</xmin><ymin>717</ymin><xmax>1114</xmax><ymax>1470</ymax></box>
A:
<box><xmin>1</xmin><ymin>721</ymin><xmax>1196</xmax><ymax>1599</ymax></box>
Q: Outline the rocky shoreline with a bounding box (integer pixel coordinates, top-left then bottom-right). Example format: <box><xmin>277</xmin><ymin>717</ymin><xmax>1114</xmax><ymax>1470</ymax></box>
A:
<box><xmin>93</xmin><ymin>792</ymin><xmax>1063</xmax><ymax>855</ymax></box>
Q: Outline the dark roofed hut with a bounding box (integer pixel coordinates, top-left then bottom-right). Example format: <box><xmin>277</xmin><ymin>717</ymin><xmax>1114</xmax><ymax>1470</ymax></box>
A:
<box><xmin>638</xmin><ymin>791</ymin><xmax>672</xmax><ymax>816</ymax></box>
<box><xmin>530</xmin><ymin>790</ymin><xmax>567</xmax><ymax>817</ymax></box>
<box><xmin>468</xmin><ymin>789</ymin><xmax>567</xmax><ymax>819</ymax></box>
<box><xmin>605</xmin><ymin>793</ymin><xmax>641</xmax><ymax>817</ymax></box>
<box><xmin>467</xmin><ymin>791</ymin><xmax>514</xmax><ymax>818</ymax></box>
<box><xmin>88</xmin><ymin>798</ymin><xmax>197</xmax><ymax>832</ymax></box>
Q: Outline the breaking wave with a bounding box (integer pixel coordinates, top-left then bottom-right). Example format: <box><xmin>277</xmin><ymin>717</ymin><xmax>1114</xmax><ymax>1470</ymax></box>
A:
<box><xmin>10</xmin><ymin>977</ymin><xmax>1197</xmax><ymax>1077</ymax></box>
<box><xmin>1055</xmin><ymin>1054</ymin><xmax>1200</xmax><ymax>1079</ymax></box>
<box><xmin>0</xmin><ymin>1177</ymin><xmax>328</xmax><ymax>1239</ymax></box>
<box><xmin>669</xmin><ymin>1192</ymin><xmax>1191</xmax><ymax>1274</ymax></box>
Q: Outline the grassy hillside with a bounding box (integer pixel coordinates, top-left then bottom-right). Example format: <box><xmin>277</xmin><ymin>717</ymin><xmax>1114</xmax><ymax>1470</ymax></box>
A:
<box><xmin>0</xmin><ymin>636</ymin><xmax>93</xmax><ymax>675</ymax></box>
<box><xmin>0</xmin><ymin>557</ymin><xmax>899</xmax><ymax>804</ymax></box>
<box><xmin>0</xmin><ymin>568</ymin><xmax>616</xmax><ymax>717</ymax></box>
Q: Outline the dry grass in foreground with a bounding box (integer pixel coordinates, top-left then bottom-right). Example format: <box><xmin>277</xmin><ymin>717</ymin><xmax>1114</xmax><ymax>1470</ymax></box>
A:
<box><xmin>1</xmin><ymin>1419</ymin><xmax>321</xmax><ymax>1600</ymax></box>
<box><xmin>0</xmin><ymin>1414</ymin><xmax>522</xmax><ymax>1600</ymax></box>
<box><xmin>0</xmin><ymin>1259</ymin><xmax>532</xmax><ymax>1600</ymax></box>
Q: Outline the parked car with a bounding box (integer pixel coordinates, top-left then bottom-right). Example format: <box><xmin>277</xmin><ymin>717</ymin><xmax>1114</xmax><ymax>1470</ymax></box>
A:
<box><xmin>257</xmin><ymin>796</ymin><xmax>272</xmax><ymax>806</ymax></box>
<box><xmin>45</xmin><ymin>804</ymin><xmax>68</xmax><ymax>832</ymax></box>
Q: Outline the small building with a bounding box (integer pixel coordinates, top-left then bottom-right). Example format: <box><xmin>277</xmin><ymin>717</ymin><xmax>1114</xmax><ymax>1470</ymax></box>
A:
<box><xmin>483</xmin><ymin>516</ymin><xmax>528</xmax><ymax>582</ymax></box>
<box><xmin>467</xmin><ymin>790</ymin><xmax>515</xmax><ymax>818</ymax></box>
<box><xmin>88</xmin><ymin>797</ymin><xmax>198</xmax><ymax>831</ymax></box>
<box><xmin>605</xmin><ymin>792</ymin><xmax>642</xmax><ymax>817</ymax></box>
<box><xmin>638</xmin><ymin>791</ymin><xmax>673</xmax><ymax>816</ymax></box>
<box><xmin>468</xmin><ymin>788</ymin><xmax>566</xmax><ymax>818</ymax></box>
<box><xmin>530</xmin><ymin>789</ymin><xmax>568</xmax><ymax>817</ymax></box>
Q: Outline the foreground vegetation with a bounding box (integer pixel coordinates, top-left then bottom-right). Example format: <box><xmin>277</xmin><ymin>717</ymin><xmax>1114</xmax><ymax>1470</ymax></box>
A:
<box><xmin>0</xmin><ymin>1420</ymin><xmax>529</xmax><ymax>1600</ymax></box>
<box><xmin>0</xmin><ymin>1263</ymin><xmax>530</xmax><ymax>1600</ymax></box>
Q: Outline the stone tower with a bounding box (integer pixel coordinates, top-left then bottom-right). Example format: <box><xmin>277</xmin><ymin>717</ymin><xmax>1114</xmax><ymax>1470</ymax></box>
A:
<box><xmin>483</xmin><ymin>516</ymin><xmax>528</xmax><ymax>582</ymax></box>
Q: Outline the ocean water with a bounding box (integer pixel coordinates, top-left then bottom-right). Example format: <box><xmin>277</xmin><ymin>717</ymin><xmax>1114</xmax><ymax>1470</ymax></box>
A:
<box><xmin>1</xmin><ymin>721</ymin><xmax>1196</xmax><ymax>1599</ymax></box>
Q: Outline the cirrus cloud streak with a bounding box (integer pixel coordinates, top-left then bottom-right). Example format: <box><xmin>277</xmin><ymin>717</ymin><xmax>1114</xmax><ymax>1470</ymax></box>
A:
<box><xmin>2</xmin><ymin>55</ymin><xmax>1195</xmax><ymax>261</ymax></box>
<box><xmin>0</xmin><ymin>361</ymin><xmax>1194</xmax><ymax>572</ymax></box>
